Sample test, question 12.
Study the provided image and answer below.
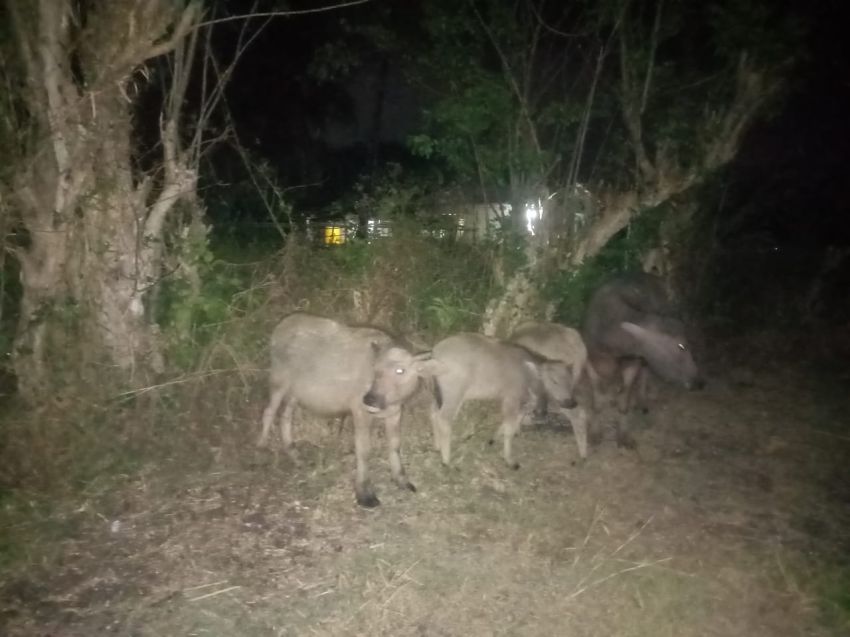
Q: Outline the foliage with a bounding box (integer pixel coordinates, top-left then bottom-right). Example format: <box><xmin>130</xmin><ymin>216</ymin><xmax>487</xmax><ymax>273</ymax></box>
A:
<box><xmin>326</xmin><ymin>162</ymin><xmax>429</xmax><ymax>221</ymax></box>
<box><xmin>545</xmin><ymin>203</ymin><xmax>670</xmax><ymax>326</ymax></box>
<box><xmin>406</xmin><ymin>0</ymin><xmax>554</xmax><ymax>190</ymax></box>
<box><xmin>302</xmin><ymin>217</ymin><xmax>496</xmax><ymax>340</ymax></box>
<box><xmin>708</xmin><ymin>1</ymin><xmax>809</xmax><ymax>68</ymax></box>
<box><xmin>816</xmin><ymin>565</ymin><xmax>850</xmax><ymax>633</ymax></box>
<box><xmin>159</xmin><ymin>161</ymin><xmax>495</xmax><ymax>371</ymax></box>
<box><xmin>156</xmin><ymin>235</ymin><xmax>263</xmax><ymax>370</ymax></box>
<box><xmin>405</xmin><ymin>0</ymin><xmax>805</xmax><ymax>191</ymax></box>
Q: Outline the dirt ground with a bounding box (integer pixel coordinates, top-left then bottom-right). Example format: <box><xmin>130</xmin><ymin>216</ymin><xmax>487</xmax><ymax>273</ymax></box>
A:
<box><xmin>2</xmin><ymin>341</ymin><xmax>849</xmax><ymax>636</ymax></box>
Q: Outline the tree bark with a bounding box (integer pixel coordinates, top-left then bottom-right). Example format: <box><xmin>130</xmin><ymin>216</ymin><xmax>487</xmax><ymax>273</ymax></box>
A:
<box><xmin>4</xmin><ymin>0</ymin><xmax>200</xmax><ymax>400</ymax></box>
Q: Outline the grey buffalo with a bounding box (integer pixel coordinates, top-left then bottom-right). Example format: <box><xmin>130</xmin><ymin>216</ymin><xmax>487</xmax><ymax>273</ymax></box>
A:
<box><xmin>582</xmin><ymin>272</ymin><xmax>703</xmax><ymax>445</ymax></box>
<box><xmin>510</xmin><ymin>321</ymin><xmax>590</xmax><ymax>459</ymax></box>
<box><xmin>258</xmin><ymin>313</ymin><xmax>430</xmax><ymax>507</ymax></box>
<box><xmin>427</xmin><ymin>333</ymin><xmax>576</xmax><ymax>469</ymax></box>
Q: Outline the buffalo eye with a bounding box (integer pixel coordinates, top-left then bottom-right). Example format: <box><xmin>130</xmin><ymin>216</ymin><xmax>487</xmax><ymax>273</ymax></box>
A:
<box><xmin>395</xmin><ymin>367</ymin><xmax>405</xmax><ymax>375</ymax></box>
<box><xmin>677</xmin><ymin>343</ymin><xmax>687</xmax><ymax>351</ymax></box>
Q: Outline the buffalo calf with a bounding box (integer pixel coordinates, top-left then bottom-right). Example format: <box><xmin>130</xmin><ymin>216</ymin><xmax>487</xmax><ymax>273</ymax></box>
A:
<box><xmin>428</xmin><ymin>333</ymin><xmax>576</xmax><ymax>469</ymax></box>
<box><xmin>510</xmin><ymin>321</ymin><xmax>590</xmax><ymax>459</ymax></box>
<box><xmin>259</xmin><ymin>313</ymin><xmax>430</xmax><ymax>507</ymax></box>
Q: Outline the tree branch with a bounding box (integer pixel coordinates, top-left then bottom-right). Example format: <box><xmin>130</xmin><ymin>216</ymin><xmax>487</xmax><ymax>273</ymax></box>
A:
<box><xmin>146</xmin><ymin>1</ymin><xmax>201</xmax><ymax>60</ymax></box>
<box><xmin>195</xmin><ymin>0</ymin><xmax>374</xmax><ymax>28</ymax></box>
<box><xmin>142</xmin><ymin>118</ymin><xmax>196</xmax><ymax>244</ymax></box>
<box><xmin>470</xmin><ymin>0</ymin><xmax>543</xmax><ymax>159</ymax></box>
<box><xmin>570</xmin><ymin>190</ymin><xmax>637</xmax><ymax>265</ymax></box>
<box><xmin>640</xmin><ymin>0</ymin><xmax>663</xmax><ymax>114</ymax></box>
<box><xmin>567</xmin><ymin>44</ymin><xmax>605</xmax><ymax>187</ymax></box>
<box><xmin>704</xmin><ymin>52</ymin><xmax>773</xmax><ymax>169</ymax></box>
<box><xmin>618</xmin><ymin>17</ymin><xmax>656</xmax><ymax>184</ymax></box>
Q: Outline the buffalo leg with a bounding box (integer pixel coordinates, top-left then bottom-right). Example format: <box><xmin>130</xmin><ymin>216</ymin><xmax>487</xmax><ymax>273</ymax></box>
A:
<box><xmin>618</xmin><ymin>360</ymin><xmax>643</xmax><ymax>413</ymax></box>
<box><xmin>568</xmin><ymin>406</ymin><xmax>589</xmax><ymax>459</ymax></box>
<box><xmin>585</xmin><ymin>360</ymin><xmax>601</xmax><ymax>411</ymax></box>
<box><xmin>634</xmin><ymin>366</ymin><xmax>654</xmax><ymax>413</ymax></box>
<box><xmin>278</xmin><ymin>400</ymin><xmax>297</xmax><ymax>450</ymax></box>
<box><xmin>384</xmin><ymin>408</ymin><xmax>416</xmax><ymax>493</ymax></box>
<box><xmin>584</xmin><ymin>361</ymin><xmax>605</xmax><ymax>445</ymax></box>
<box><xmin>500</xmin><ymin>404</ymin><xmax>524</xmax><ymax>470</ymax></box>
<box><xmin>258</xmin><ymin>386</ymin><xmax>287</xmax><ymax>447</ymax></box>
<box><xmin>533</xmin><ymin>393</ymin><xmax>549</xmax><ymax>421</ymax></box>
<box><xmin>352</xmin><ymin>411</ymin><xmax>379</xmax><ymax>507</ymax></box>
<box><xmin>432</xmin><ymin>386</ymin><xmax>463</xmax><ymax>466</ymax></box>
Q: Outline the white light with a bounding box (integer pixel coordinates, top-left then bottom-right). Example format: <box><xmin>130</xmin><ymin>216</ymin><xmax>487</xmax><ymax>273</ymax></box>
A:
<box><xmin>525</xmin><ymin>202</ymin><xmax>541</xmax><ymax>235</ymax></box>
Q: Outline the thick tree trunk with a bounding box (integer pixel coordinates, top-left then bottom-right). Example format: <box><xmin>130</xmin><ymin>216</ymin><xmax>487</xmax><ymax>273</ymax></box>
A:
<box><xmin>12</xmin><ymin>97</ymin><xmax>179</xmax><ymax>398</ymax></box>
<box><xmin>5</xmin><ymin>0</ymin><xmax>199</xmax><ymax>401</ymax></box>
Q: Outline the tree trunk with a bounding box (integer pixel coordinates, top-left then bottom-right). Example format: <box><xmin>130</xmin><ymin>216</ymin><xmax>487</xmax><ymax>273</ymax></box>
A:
<box><xmin>5</xmin><ymin>0</ymin><xmax>199</xmax><ymax>401</ymax></box>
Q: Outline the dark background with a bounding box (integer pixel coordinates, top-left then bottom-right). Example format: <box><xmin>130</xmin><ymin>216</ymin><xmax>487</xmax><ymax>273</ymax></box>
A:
<box><xmin>182</xmin><ymin>0</ymin><xmax>850</xmax><ymax>327</ymax></box>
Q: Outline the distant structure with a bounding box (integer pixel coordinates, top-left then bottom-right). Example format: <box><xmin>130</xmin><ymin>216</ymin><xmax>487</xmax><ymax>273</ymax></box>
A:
<box><xmin>307</xmin><ymin>214</ymin><xmax>391</xmax><ymax>246</ymax></box>
<box><xmin>304</xmin><ymin>186</ymin><xmax>597</xmax><ymax>247</ymax></box>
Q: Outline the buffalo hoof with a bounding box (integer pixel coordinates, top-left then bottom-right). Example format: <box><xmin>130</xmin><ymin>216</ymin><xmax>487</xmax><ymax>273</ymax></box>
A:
<box><xmin>616</xmin><ymin>433</ymin><xmax>638</xmax><ymax>450</ymax></box>
<box><xmin>356</xmin><ymin>492</ymin><xmax>381</xmax><ymax>508</ymax></box>
<box><xmin>510</xmin><ymin>462</ymin><xmax>521</xmax><ymax>471</ymax></box>
<box><xmin>401</xmin><ymin>481</ymin><xmax>417</xmax><ymax>493</ymax></box>
<box><xmin>532</xmin><ymin>409</ymin><xmax>548</xmax><ymax>423</ymax></box>
<box><xmin>488</xmin><ymin>438</ymin><xmax>495</xmax><ymax>446</ymax></box>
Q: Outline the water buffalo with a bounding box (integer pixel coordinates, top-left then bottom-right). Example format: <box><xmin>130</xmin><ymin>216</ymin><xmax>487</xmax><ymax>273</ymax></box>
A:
<box><xmin>582</xmin><ymin>272</ymin><xmax>703</xmax><ymax>444</ymax></box>
<box><xmin>509</xmin><ymin>321</ymin><xmax>590</xmax><ymax>459</ymax></box>
<box><xmin>427</xmin><ymin>333</ymin><xmax>576</xmax><ymax>469</ymax></box>
<box><xmin>258</xmin><ymin>313</ymin><xmax>430</xmax><ymax>507</ymax></box>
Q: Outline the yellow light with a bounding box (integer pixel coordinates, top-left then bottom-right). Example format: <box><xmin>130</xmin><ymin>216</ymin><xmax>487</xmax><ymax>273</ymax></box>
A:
<box><xmin>323</xmin><ymin>225</ymin><xmax>345</xmax><ymax>245</ymax></box>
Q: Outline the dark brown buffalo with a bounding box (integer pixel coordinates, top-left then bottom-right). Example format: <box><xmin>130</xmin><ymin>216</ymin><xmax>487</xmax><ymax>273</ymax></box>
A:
<box><xmin>582</xmin><ymin>273</ymin><xmax>703</xmax><ymax>444</ymax></box>
<box><xmin>258</xmin><ymin>313</ymin><xmax>430</xmax><ymax>507</ymax></box>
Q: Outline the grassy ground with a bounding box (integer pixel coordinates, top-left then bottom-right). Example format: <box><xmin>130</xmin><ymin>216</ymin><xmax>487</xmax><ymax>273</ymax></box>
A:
<box><xmin>1</xmin><ymin>342</ymin><xmax>849</xmax><ymax>636</ymax></box>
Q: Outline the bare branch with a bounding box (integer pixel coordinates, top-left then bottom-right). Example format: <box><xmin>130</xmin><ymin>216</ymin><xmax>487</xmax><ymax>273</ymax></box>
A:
<box><xmin>146</xmin><ymin>2</ymin><xmax>202</xmax><ymax>60</ymax></box>
<box><xmin>142</xmin><ymin>118</ymin><xmax>196</xmax><ymax>244</ymax></box>
<box><xmin>640</xmin><ymin>0</ymin><xmax>663</xmax><ymax>114</ymax></box>
<box><xmin>704</xmin><ymin>53</ymin><xmax>775</xmax><ymax>169</ymax></box>
<box><xmin>567</xmin><ymin>44</ymin><xmax>606</xmax><ymax>187</ymax></box>
<box><xmin>192</xmin><ymin>2</ymin><xmax>273</xmax><ymax>163</ymax></box>
<box><xmin>570</xmin><ymin>190</ymin><xmax>638</xmax><ymax>266</ymax></box>
<box><xmin>165</xmin><ymin>23</ymin><xmax>197</xmax><ymax>133</ymax></box>
<box><xmin>617</xmin><ymin>11</ymin><xmax>656</xmax><ymax>184</ymax></box>
<box><xmin>469</xmin><ymin>0</ymin><xmax>544</xmax><ymax>160</ymax></box>
<box><xmin>195</xmin><ymin>0</ymin><xmax>373</xmax><ymax>29</ymax></box>
<box><xmin>527</xmin><ymin>0</ymin><xmax>583</xmax><ymax>39</ymax></box>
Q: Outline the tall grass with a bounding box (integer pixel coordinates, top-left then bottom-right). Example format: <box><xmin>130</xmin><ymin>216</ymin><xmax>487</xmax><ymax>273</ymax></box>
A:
<box><xmin>0</xmin><ymin>222</ymin><xmax>497</xmax><ymax>494</ymax></box>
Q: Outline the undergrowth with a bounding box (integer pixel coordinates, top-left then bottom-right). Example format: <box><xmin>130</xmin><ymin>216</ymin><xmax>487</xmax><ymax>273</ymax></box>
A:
<box><xmin>0</xmin><ymin>222</ymin><xmax>497</xmax><ymax>497</ymax></box>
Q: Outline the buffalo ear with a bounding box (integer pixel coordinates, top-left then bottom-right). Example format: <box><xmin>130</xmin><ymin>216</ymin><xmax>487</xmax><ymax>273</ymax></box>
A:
<box><xmin>619</xmin><ymin>321</ymin><xmax>649</xmax><ymax>341</ymax></box>
<box><xmin>523</xmin><ymin>359</ymin><xmax>542</xmax><ymax>379</ymax></box>
<box><xmin>414</xmin><ymin>357</ymin><xmax>446</xmax><ymax>377</ymax></box>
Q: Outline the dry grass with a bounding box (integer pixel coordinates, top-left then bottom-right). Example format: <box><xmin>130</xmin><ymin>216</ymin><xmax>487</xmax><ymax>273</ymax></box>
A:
<box><xmin>1</xmin><ymin>356</ymin><xmax>849</xmax><ymax>636</ymax></box>
<box><xmin>1</xmin><ymin>240</ymin><xmax>849</xmax><ymax>635</ymax></box>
